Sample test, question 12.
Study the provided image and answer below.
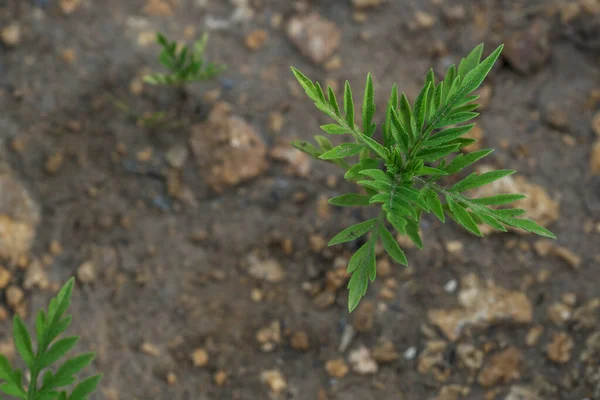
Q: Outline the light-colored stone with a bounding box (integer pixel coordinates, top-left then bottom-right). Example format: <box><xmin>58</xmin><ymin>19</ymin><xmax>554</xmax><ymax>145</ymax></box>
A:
<box><xmin>435</xmin><ymin>385</ymin><xmax>470</xmax><ymax>400</ymax></box>
<box><xmin>191</xmin><ymin>348</ymin><xmax>209</xmax><ymax>367</ymax></box>
<box><xmin>414</xmin><ymin>11</ymin><xmax>436</xmax><ymax>29</ymax></box>
<box><xmin>372</xmin><ymin>340</ymin><xmax>399</xmax><ymax>363</ymax></box>
<box><xmin>247</xmin><ymin>256</ymin><xmax>284</xmax><ymax>282</ymax></box>
<box><xmin>525</xmin><ymin>325</ymin><xmax>544</xmax><ymax>347</ymax></box>
<box><xmin>0</xmin><ymin>164</ymin><xmax>41</xmax><ymax>262</ymax></box>
<box><xmin>348</xmin><ymin>346</ymin><xmax>378</xmax><ymax>375</ymax></box>
<box><xmin>325</xmin><ymin>358</ymin><xmax>349</xmax><ymax>379</ymax></box>
<box><xmin>0</xmin><ymin>267</ymin><xmax>12</xmax><ymax>289</ymax></box>
<box><xmin>189</xmin><ymin>102</ymin><xmax>268</xmax><ymax>191</ymax></box>
<box><xmin>77</xmin><ymin>261</ymin><xmax>96</xmax><ymax>284</ymax></box>
<box><xmin>261</xmin><ymin>370</ymin><xmax>287</xmax><ymax>394</ymax></box>
<box><xmin>504</xmin><ymin>386</ymin><xmax>541</xmax><ymax>400</ymax></box>
<box><xmin>59</xmin><ymin>0</ymin><xmax>81</xmax><ymax>14</ymax></box>
<box><xmin>429</xmin><ymin>274</ymin><xmax>532</xmax><ymax>341</ymax></box>
<box><xmin>547</xmin><ymin>332</ymin><xmax>574</xmax><ymax>364</ymax></box>
<box><xmin>6</xmin><ymin>285</ymin><xmax>24</xmax><ymax>309</ymax></box>
<box><xmin>256</xmin><ymin>320</ymin><xmax>281</xmax><ymax>352</ymax></box>
<box><xmin>1</xmin><ymin>24</ymin><xmax>21</xmax><ymax>47</ymax></box>
<box><xmin>23</xmin><ymin>259</ymin><xmax>49</xmax><ymax>290</ymax></box>
<box><xmin>245</xmin><ymin>30</ymin><xmax>268</xmax><ymax>51</ymax></box>
<box><xmin>270</xmin><ymin>143</ymin><xmax>311</xmax><ymax>177</ymax></box>
<box><xmin>290</xmin><ymin>331</ymin><xmax>310</xmax><ymax>351</ymax></box>
<box><xmin>478</xmin><ymin>347</ymin><xmax>523</xmax><ymax>387</ymax></box>
<box><xmin>456</xmin><ymin>343</ymin><xmax>484</xmax><ymax>371</ymax></box>
<box><xmin>547</xmin><ymin>302</ymin><xmax>572</xmax><ymax>326</ymax></box>
<box><xmin>165</xmin><ymin>145</ymin><xmax>188</xmax><ymax>169</ymax></box>
<box><xmin>287</xmin><ymin>13</ymin><xmax>341</xmax><ymax>64</ymax></box>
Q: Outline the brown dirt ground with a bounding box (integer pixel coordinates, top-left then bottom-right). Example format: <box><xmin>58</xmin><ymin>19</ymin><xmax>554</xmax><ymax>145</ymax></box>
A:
<box><xmin>0</xmin><ymin>0</ymin><xmax>599</xmax><ymax>399</ymax></box>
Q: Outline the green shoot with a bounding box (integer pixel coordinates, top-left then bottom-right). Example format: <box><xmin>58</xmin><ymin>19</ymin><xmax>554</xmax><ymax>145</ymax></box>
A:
<box><xmin>291</xmin><ymin>44</ymin><xmax>556</xmax><ymax>312</ymax></box>
<box><xmin>0</xmin><ymin>278</ymin><xmax>101</xmax><ymax>399</ymax></box>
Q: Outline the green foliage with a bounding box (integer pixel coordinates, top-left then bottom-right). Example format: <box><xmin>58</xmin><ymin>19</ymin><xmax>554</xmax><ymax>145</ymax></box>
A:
<box><xmin>291</xmin><ymin>44</ymin><xmax>556</xmax><ymax>312</ymax></box>
<box><xmin>144</xmin><ymin>32</ymin><xmax>226</xmax><ymax>86</ymax></box>
<box><xmin>0</xmin><ymin>278</ymin><xmax>101</xmax><ymax>399</ymax></box>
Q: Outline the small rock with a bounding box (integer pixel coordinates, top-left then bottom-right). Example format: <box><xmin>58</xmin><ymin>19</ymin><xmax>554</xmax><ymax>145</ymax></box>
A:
<box><xmin>0</xmin><ymin>164</ymin><xmax>42</xmax><ymax>261</ymax></box>
<box><xmin>165</xmin><ymin>145</ymin><xmax>188</xmax><ymax>169</ymax></box>
<box><xmin>77</xmin><ymin>261</ymin><xmax>96</xmax><ymax>284</ymax></box>
<box><xmin>525</xmin><ymin>325</ymin><xmax>544</xmax><ymax>347</ymax></box>
<box><xmin>403</xmin><ymin>346</ymin><xmax>417</xmax><ymax>360</ymax></box>
<box><xmin>552</xmin><ymin>246</ymin><xmax>582</xmax><ymax>269</ymax></box>
<box><xmin>436</xmin><ymin>385</ymin><xmax>471</xmax><ymax>400</ymax></box>
<box><xmin>443</xmin><ymin>5</ymin><xmax>467</xmax><ymax>23</ymax></box>
<box><xmin>213</xmin><ymin>370</ymin><xmax>227</xmax><ymax>386</ymax></box>
<box><xmin>6</xmin><ymin>286</ymin><xmax>24</xmax><ymax>309</ymax></box>
<box><xmin>270</xmin><ymin>143</ymin><xmax>311</xmax><ymax>178</ymax></box>
<box><xmin>44</xmin><ymin>152</ymin><xmax>64</xmax><ymax>174</ymax></box>
<box><xmin>256</xmin><ymin>320</ymin><xmax>281</xmax><ymax>352</ymax></box>
<box><xmin>591</xmin><ymin>141</ymin><xmax>600</xmax><ymax>176</ymax></box>
<box><xmin>348</xmin><ymin>346</ymin><xmax>378</xmax><ymax>375</ymax></box>
<box><xmin>324</xmin><ymin>55</ymin><xmax>342</xmax><ymax>72</ymax></box>
<box><xmin>543</xmin><ymin>103</ymin><xmax>569</xmax><ymax>131</ymax></box>
<box><xmin>247</xmin><ymin>257</ymin><xmax>284</xmax><ymax>282</ymax></box>
<box><xmin>313</xmin><ymin>290</ymin><xmax>336</xmax><ymax>309</ymax></box>
<box><xmin>140</xmin><ymin>342</ymin><xmax>160</xmax><ymax>357</ymax></box>
<box><xmin>372</xmin><ymin>340</ymin><xmax>399</xmax><ymax>363</ymax></box>
<box><xmin>261</xmin><ymin>370</ymin><xmax>287</xmax><ymax>394</ymax></box>
<box><xmin>189</xmin><ymin>102</ymin><xmax>268</xmax><ymax>191</ymax></box>
<box><xmin>444</xmin><ymin>279</ymin><xmax>458</xmax><ymax>293</ymax></box>
<box><xmin>573</xmin><ymin>299</ymin><xmax>600</xmax><ymax>329</ymax></box>
<box><xmin>23</xmin><ymin>259</ymin><xmax>49</xmax><ymax>290</ymax></box>
<box><xmin>166</xmin><ymin>372</ymin><xmax>177</xmax><ymax>385</ymax></box>
<box><xmin>456</xmin><ymin>343</ymin><xmax>484</xmax><ymax>371</ymax></box>
<box><xmin>49</xmin><ymin>240</ymin><xmax>63</xmax><ymax>256</ymax></box>
<box><xmin>417</xmin><ymin>340</ymin><xmax>448</xmax><ymax>379</ymax></box>
<box><xmin>352</xmin><ymin>301</ymin><xmax>375</xmax><ymax>333</ymax></box>
<box><xmin>0</xmin><ymin>267</ymin><xmax>12</xmax><ymax>289</ymax></box>
<box><xmin>245</xmin><ymin>30</ymin><xmax>268</xmax><ymax>51</ymax></box>
<box><xmin>503</xmin><ymin>21</ymin><xmax>550</xmax><ymax>75</ymax></box>
<box><xmin>325</xmin><ymin>358</ymin><xmax>349</xmax><ymax>379</ymax></box>
<box><xmin>268</xmin><ymin>112</ymin><xmax>285</xmax><ymax>134</ymax></box>
<box><xmin>547</xmin><ymin>303</ymin><xmax>572</xmax><ymax>326</ymax></box>
<box><xmin>352</xmin><ymin>0</ymin><xmax>383</xmax><ymax>8</ymax></box>
<box><xmin>504</xmin><ymin>386</ymin><xmax>541</xmax><ymax>400</ymax></box>
<box><xmin>191</xmin><ymin>348</ymin><xmax>209</xmax><ymax>367</ymax></box>
<box><xmin>1</xmin><ymin>24</ymin><xmax>21</xmax><ymax>47</ymax></box>
<box><xmin>413</xmin><ymin>11</ymin><xmax>436</xmax><ymax>29</ymax></box>
<box><xmin>445</xmin><ymin>240</ymin><xmax>464</xmax><ymax>255</ymax></box>
<box><xmin>429</xmin><ymin>274</ymin><xmax>532</xmax><ymax>341</ymax></box>
<box><xmin>59</xmin><ymin>0</ymin><xmax>81</xmax><ymax>14</ymax></box>
<box><xmin>286</xmin><ymin>13</ymin><xmax>341</xmax><ymax>64</ymax></box>
<box><xmin>478</xmin><ymin>347</ymin><xmax>523</xmax><ymax>388</ymax></box>
<box><xmin>144</xmin><ymin>0</ymin><xmax>174</xmax><ymax>16</ymax></box>
<box><xmin>547</xmin><ymin>332</ymin><xmax>574</xmax><ymax>364</ymax></box>
<box><xmin>290</xmin><ymin>331</ymin><xmax>310</xmax><ymax>351</ymax></box>
<box><xmin>592</xmin><ymin>111</ymin><xmax>600</xmax><ymax>137</ymax></box>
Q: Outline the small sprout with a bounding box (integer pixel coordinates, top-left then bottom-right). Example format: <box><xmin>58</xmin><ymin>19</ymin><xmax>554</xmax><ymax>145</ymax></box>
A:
<box><xmin>144</xmin><ymin>32</ymin><xmax>226</xmax><ymax>86</ymax></box>
<box><xmin>291</xmin><ymin>44</ymin><xmax>556</xmax><ymax>312</ymax></box>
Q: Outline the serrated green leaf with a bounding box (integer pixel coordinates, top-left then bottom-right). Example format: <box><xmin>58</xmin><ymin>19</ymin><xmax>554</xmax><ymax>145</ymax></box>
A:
<box><xmin>0</xmin><ymin>382</ymin><xmax>26</xmax><ymax>398</ymax></box>
<box><xmin>314</xmin><ymin>135</ymin><xmax>333</xmax><ymax>152</ymax></box>
<box><xmin>359</xmin><ymin>169</ymin><xmax>393</xmax><ymax>184</ymax></box>
<box><xmin>320</xmin><ymin>124</ymin><xmax>349</xmax><ymax>135</ymax></box>
<box><xmin>13</xmin><ymin>316</ymin><xmax>34</xmax><ymax>367</ymax></box>
<box><xmin>476</xmin><ymin>212</ymin><xmax>507</xmax><ymax>232</ymax></box>
<box><xmin>453</xmin><ymin>170</ymin><xmax>515</xmax><ymax>192</ymax></box>
<box><xmin>460</xmin><ymin>45</ymin><xmax>503</xmax><ymax>96</ymax></box>
<box><xmin>404</xmin><ymin>218</ymin><xmax>423</xmax><ymax>248</ymax></box>
<box><xmin>46</xmin><ymin>316</ymin><xmax>72</xmax><ymax>345</ymax></box>
<box><xmin>369</xmin><ymin>193</ymin><xmax>390</xmax><ymax>203</ymax></box>
<box><xmin>48</xmin><ymin>353</ymin><xmax>95</xmax><ymax>390</ymax></box>
<box><xmin>442</xmin><ymin>65</ymin><xmax>456</xmax><ymax>103</ymax></box>
<box><xmin>359</xmin><ymin>134</ymin><xmax>388</xmax><ymax>160</ymax></box>
<box><xmin>327</xmin><ymin>86</ymin><xmax>341</xmax><ymax>118</ymax></box>
<box><xmin>445</xmin><ymin>149</ymin><xmax>494</xmax><ymax>174</ymax></box>
<box><xmin>344</xmin><ymin>159</ymin><xmax>379</xmax><ymax>181</ymax></box>
<box><xmin>68</xmin><ymin>375</ymin><xmax>102</xmax><ymax>400</ymax></box>
<box><xmin>40</xmin><ymin>337</ymin><xmax>81</xmax><ymax>370</ymax></box>
<box><xmin>319</xmin><ymin>143</ymin><xmax>363</xmax><ymax>160</ymax></box>
<box><xmin>415</xmin><ymin>166</ymin><xmax>449</xmax><ymax>177</ymax></box>
<box><xmin>458</xmin><ymin>43</ymin><xmax>484</xmax><ymax>77</ymax></box>
<box><xmin>424</xmin><ymin>124</ymin><xmax>475</xmax><ymax>147</ymax></box>
<box><xmin>423</xmin><ymin>189</ymin><xmax>445</xmax><ymax>222</ymax></box>
<box><xmin>328</xmin><ymin>194</ymin><xmax>371</xmax><ymax>207</ymax></box>
<box><xmin>390</xmin><ymin>108</ymin><xmax>410</xmax><ymax>152</ymax></box>
<box><xmin>291</xmin><ymin>67</ymin><xmax>317</xmax><ymax>100</ymax></box>
<box><xmin>416</xmin><ymin>143</ymin><xmax>461</xmax><ymax>162</ymax></box>
<box><xmin>435</xmin><ymin>112</ymin><xmax>479</xmax><ymax>128</ymax></box>
<box><xmin>328</xmin><ymin>218</ymin><xmax>378</xmax><ymax>246</ymax></box>
<box><xmin>52</xmin><ymin>278</ymin><xmax>75</xmax><ymax>323</ymax></box>
<box><xmin>379</xmin><ymin>226</ymin><xmax>408</xmax><ymax>266</ymax></box>
<box><xmin>357</xmin><ymin>180</ymin><xmax>391</xmax><ymax>192</ymax></box>
<box><xmin>291</xmin><ymin>140</ymin><xmax>321</xmax><ymax>159</ymax></box>
<box><xmin>493</xmin><ymin>208</ymin><xmax>527</xmax><ymax>217</ymax></box>
<box><xmin>0</xmin><ymin>356</ymin><xmax>13</xmax><ymax>382</ymax></box>
<box><xmin>36</xmin><ymin>310</ymin><xmax>47</xmax><ymax>346</ymax></box>
<box><xmin>398</xmin><ymin>93</ymin><xmax>413</xmax><ymax>143</ymax></box>
<box><xmin>58</xmin><ymin>392</ymin><xmax>68</xmax><ymax>400</ymax></box>
<box><xmin>447</xmin><ymin>197</ymin><xmax>482</xmax><ymax>236</ymax></box>
<box><xmin>497</xmin><ymin>217</ymin><xmax>556</xmax><ymax>239</ymax></box>
<box><xmin>394</xmin><ymin>187</ymin><xmax>428</xmax><ymax>210</ymax></box>
<box><xmin>362</xmin><ymin>73</ymin><xmax>375</xmax><ymax>136</ymax></box>
<box><xmin>347</xmin><ymin>268</ymin><xmax>368</xmax><ymax>313</ymax></box>
<box><xmin>414</xmin><ymin>82</ymin><xmax>431</xmax><ymax>132</ymax></box>
<box><xmin>344</xmin><ymin>81</ymin><xmax>355</xmax><ymax>129</ymax></box>
<box><xmin>470</xmin><ymin>194</ymin><xmax>526</xmax><ymax>205</ymax></box>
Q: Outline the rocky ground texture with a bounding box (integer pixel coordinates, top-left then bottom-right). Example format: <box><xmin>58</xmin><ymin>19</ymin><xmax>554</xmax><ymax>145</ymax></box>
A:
<box><xmin>0</xmin><ymin>0</ymin><xmax>599</xmax><ymax>399</ymax></box>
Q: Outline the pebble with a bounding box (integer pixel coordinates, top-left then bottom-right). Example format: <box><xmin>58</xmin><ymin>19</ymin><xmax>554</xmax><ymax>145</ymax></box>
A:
<box><xmin>0</xmin><ymin>267</ymin><xmax>12</xmax><ymax>289</ymax></box>
<box><xmin>165</xmin><ymin>145</ymin><xmax>188</xmax><ymax>169</ymax></box>
<box><xmin>143</xmin><ymin>0</ymin><xmax>174</xmax><ymax>16</ymax></box>
<box><xmin>6</xmin><ymin>285</ymin><xmax>24</xmax><ymax>309</ymax></box>
<box><xmin>289</xmin><ymin>331</ymin><xmax>310</xmax><ymax>351</ymax></box>
<box><xmin>547</xmin><ymin>302</ymin><xmax>572</xmax><ymax>326</ymax></box>
<box><xmin>44</xmin><ymin>152</ymin><xmax>64</xmax><ymax>174</ymax></box>
<box><xmin>503</xmin><ymin>21</ymin><xmax>550</xmax><ymax>75</ymax></box>
<box><xmin>325</xmin><ymin>358</ymin><xmax>349</xmax><ymax>379</ymax></box>
<box><xmin>444</xmin><ymin>279</ymin><xmax>458</xmax><ymax>293</ymax></box>
<box><xmin>255</xmin><ymin>320</ymin><xmax>281</xmax><ymax>352</ymax></box>
<box><xmin>213</xmin><ymin>371</ymin><xmax>227</xmax><ymax>386</ymax></box>
<box><xmin>352</xmin><ymin>301</ymin><xmax>375</xmax><ymax>333</ymax></box>
<box><xmin>591</xmin><ymin>140</ymin><xmax>600</xmax><ymax>175</ymax></box>
<box><xmin>547</xmin><ymin>332</ymin><xmax>574</xmax><ymax>363</ymax></box>
<box><xmin>348</xmin><ymin>346</ymin><xmax>378</xmax><ymax>375</ymax></box>
<box><xmin>526</xmin><ymin>325</ymin><xmax>544</xmax><ymax>347</ymax></box>
<box><xmin>443</xmin><ymin>5</ymin><xmax>466</xmax><ymax>23</ymax></box>
<box><xmin>456</xmin><ymin>343</ymin><xmax>484</xmax><ymax>371</ymax></box>
<box><xmin>413</xmin><ymin>11</ymin><xmax>436</xmax><ymax>29</ymax></box>
<box><xmin>59</xmin><ymin>0</ymin><xmax>81</xmax><ymax>14</ymax></box>
<box><xmin>260</xmin><ymin>370</ymin><xmax>287</xmax><ymax>394</ymax></box>
<box><xmin>1</xmin><ymin>23</ymin><xmax>21</xmax><ymax>47</ymax></box>
<box><xmin>245</xmin><ymin>30</ymin><xmax>268</xmax><ymax>51</ymax></box>
<box><xmin>417</xmin><ymin>340</ymin><xmax>448</xmax><ymax>380</ymax></box>
<box><xmin>286</xmin><ymin>13</ymin><xmax>341</xmax><ymax>64</ymax></box>
<box><xmin>403</xmin><ymin>346</ymin><xmax>417</xmax><ymax>360</ymax></box>
<box><xmin>269</xmin><ymin>143</ymin><xmax>311</xmax><ymax>178</ymax></box>
<box><xmin>77</xmin><ymin>261</ymin><xmax>96</xmax><ymax>283</ymax></box>
<box><xmin>504</xmin><ymin>386</ymin><xmax>541</xmax><ymax>400</ymax></box>
<box><xmin>372</xmin><ymin>340</ymin><xmax>399</xmax><ymax>363</ymax></box>
<box><xmin>140</xmin><ymin>342</ymin><xmax>160</xmax><ymax>357</ymax></box>
<box><xmin>191</xmin><ymin>348</ymin><xmax>209</xmax><ymax>367</ymax></box>
<box><xmin>189</xmin><ymin>102</ymin><xmax>268</xmax><ymax>191</ymax></box>
<box><xmin>247</xmin><ymin>257</ymin><xmax>284</xmax><ymax>282</ymax></box>
<box><xmin>267</xmin><ymin>112</ymin><xmax>285</xmax><ymax>133</ymax></box>
<box><xmin>477</xmin><ymin>347</ymin><xmax>523</xmax><ymax>387</ymax></box>
<box><xmin>23</xmin><ymin>259</ymin><xmax>49</xmax><ymax>290</ymax></box>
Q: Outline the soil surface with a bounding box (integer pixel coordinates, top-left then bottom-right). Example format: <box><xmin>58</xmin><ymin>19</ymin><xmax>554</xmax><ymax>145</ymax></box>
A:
<box><xmin>0</xmin><ymin>0</ymin><xmax>599</xmax><ymax>399</ymax></box>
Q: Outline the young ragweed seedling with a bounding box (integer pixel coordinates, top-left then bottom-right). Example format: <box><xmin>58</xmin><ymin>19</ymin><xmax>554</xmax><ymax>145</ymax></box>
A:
<box><xmin>144</xmin><ymin>32</ymin><xmax>226</xmax><ymax>86</ymax></box>
<box><xmin>291</xmin><ymin>44</ymin><xmax>556</xmax><ymax>312</ymax></box>
<box><xmin>0</xmin><ymin>278</ymin><xmax>101</xmax><ymax>399</ymax></box>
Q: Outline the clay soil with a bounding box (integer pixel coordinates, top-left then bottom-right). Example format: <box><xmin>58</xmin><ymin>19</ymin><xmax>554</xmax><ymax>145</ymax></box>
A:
<box><xmin>0</xmin><ymin>0</ymin><xmax>599</xmax><ymax>399</ymax></box>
